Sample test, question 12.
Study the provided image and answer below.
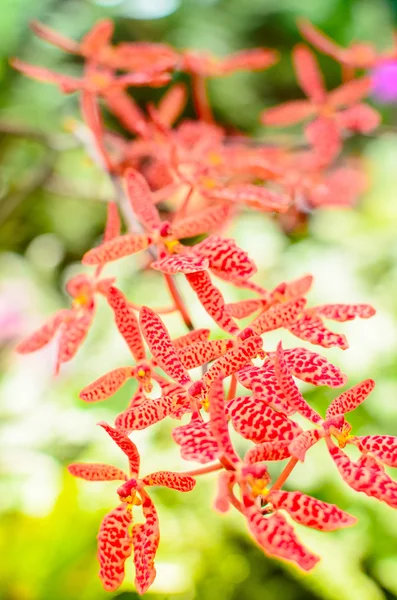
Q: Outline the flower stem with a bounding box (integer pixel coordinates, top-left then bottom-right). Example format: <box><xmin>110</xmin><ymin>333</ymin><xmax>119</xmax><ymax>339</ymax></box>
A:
<box><xmin>269</xmin><ymin>457</ymin><xmax>299</xmax><ymax>492</ymax></box>
<box><xmin>179</xmin><ymin>461</ymin><xmax>224</xmax><ymax>477</ymax></box>
<box><xmin>164</xmin><ymin>273</ymin><xmax>194</xmax><ymax>330</ymax></box>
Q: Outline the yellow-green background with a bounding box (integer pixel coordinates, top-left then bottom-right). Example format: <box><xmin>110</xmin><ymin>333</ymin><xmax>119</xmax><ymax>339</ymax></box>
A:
<box><xmin>1</xmin><ymin>0</ymin><xmax>397</xmax><ymax>598</ymax></box>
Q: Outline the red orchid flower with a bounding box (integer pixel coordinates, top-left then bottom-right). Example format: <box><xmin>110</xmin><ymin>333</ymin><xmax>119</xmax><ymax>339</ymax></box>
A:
<box><xmin>261</xmin><ymin>44</ymin><xmax>380</xmax><ymax>164</ymax></box>
<box><xmin>68</xmin><ymin>422</ymin><xmax>195</xmax><ymax>594</ymax></box>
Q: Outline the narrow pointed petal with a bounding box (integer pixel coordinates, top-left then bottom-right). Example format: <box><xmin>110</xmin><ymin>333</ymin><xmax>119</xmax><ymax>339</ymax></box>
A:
<box><xmin>106</xmin><ymin>286</ymin><xmax>146</xmax><ymax>361</ymax></box>
<box><xmin>56</xmin><ymin>310</ymin><xmax>94</xmax><ymax>372</ymax></box>
<box><xmin>250</xmin><ymin>298</ymin><xmax>306</xmax><ymax>335</ymax></box>
<box><xmin>261</xmin><ymin>100</ymin><xmax>314</xmax><ymax>127</ymax></box>
<box><xmin>132</xmin><ymin>490</ymin><xmax>159</xmax><ymax>595</ymax></box>
<box><xmin>293</xmin><ymin>43</ymin><xmax>326</xmax><ymax>103</ymax></box>
<box><xmin>157</xmin><ymin>82</ymin><xmax>187</xmax><ymax>125</ymax></box>
<box><xmin>228</xmin><ymin>396</ymin><xmax>302</xmax><ymax>444</ymax></box>
<box><xmin>205</xmin><ymin>184</ymin><xmax>289</xmax><ymax>212</ymax></box>
<box><xmin>325</xmin><ymin>379</ymin><xmax>375</xmax><ymax>419</ymax></box>
<box><xmin>98</xmin><ymin>422</ymin><xmax>140</xmax><ymax>476</ymax></box>
<box><xmin>214</xmin><ymin>471</ymin><xmax>235</xmax><ymax>512</ymax></box>
<box><xmin>80</xmin><ymin>89</ymin><xmax>113</xmax><ymax>171</ymax></box>
<box><xmin>98</xmin><ymin>504</ymin><xmax>133</xmax><ymax>592</ymax></box>
<box><xmin>304</xmin><ymin>117</ymin><xmax>341</xmax><ymax>164</ymax></box>
<box><xmin>82</xmin><ymin>233</ymin><xmax>151</xmax><ymax>265</ymax></box>
<box><xmin>172</xmin><ymin>328</ymin><xmax>210</xmax><ymax>349</ymax></box>
<box><xmin>178</xmin><ymin>338</ymin><xmax>235</xmax><ymax>370</ymax></box>
<box><xmin>80</xmin><ymin>367</ymin><xmax>133</xmax><ymax>402</ymax></box>
<box><xmin>125</xmin><ymin>168</ymin><xmax>161</xmax><ymax>232</ymax></box>
<box><xmin>297</xmin><ymin>18</ymin><xmax>346</xmax><ymax>63</ymax></box>
<box><xmin>104</xmin><ymin>89</ymin><xmax>148</xmax><ymax>136</ymax></box>
<box><xmin>337</xmin><ymin>104</ymin><xmax>380</xmax><ymax>133</ymax></box>
<box><xmin>272</xmin><ymin>347</ymin><xmax>347</xmax><ymax>387</ymax></box>
<box><xmin>327</xmin><ymin>441</ymin><xmax>397</xmax><ymax>509</ymax></box>
<box><xmin>288</xmin><ymin>314</ymin><xmax>348</xmax><ymax>349</ymax></box>
<box><xmin>274</xmin><ymin>342</ymin><xmax>322</xmax><ymax>423</ymax></box>
<box><xmin>225</xmin><ymin>299</ymin><xmax>265</xmax><ymax>319</ymax></box>
<box><xmin>140</xmin><ymin>306</ymin><xmax>192</xmax><ymax>387</ymax></box>
<box><xmin>142</xmin><ymin>471</ymin><xmax>196</xmax><ymax>491</ymax></box>
<box><xmin>354</xmin><ymin>435</ymin><xmax>397</xmax><ymax>468</ymax></box>
<box><xmin>220</xmin><ymin>48</ymin><xmax>279</xmax><ymax>74</ymax></box>
<box><xmin>314</xmin><ymin>303</ymin><xmax>376</xmax><ymax>322</ymax></box>
<box><xmin>80</xmin><ymin>19</ymin><xmax>114</xmax><ymax>55</ymax></box>
<box><xmin>269</xmin><ymin>490</ymin><xmax>357</xmax><ymax>531</ymax></box>
<box><xmin>103</xmin><ymin>201</ymin><xmax>121</xmax><ymax>242</ymax></box>
<box><xmin>151</xmin><ymin>253</ymin><xmax>209</xmax><ymax>274</ymax></box>
<box><xmin>194</xmin><ymin>235</ymin><xmax>257</xmax><ymax>281</ymax></box>
<box><xmin>328</xmin><ymin>76</ymin><xmax>372</xmax><ymax>108</ymax></box>
<box><xmin>236</xmin><ymin>363</ymin><xmax>294</xmax><ymax>415</ymax></box>
<box><xmin>16</xmin><ymin>309</ymin><xmax>70</xmax><ymax>354</ymax></box>
<box><xmin>172</xmin><ymin>203</ymin><xmax>232</xmax><ymax>239</ymax></box>
<box><xmin>195</xmin><ymin>335</ymin><xmax>263</xmax><ymax>394</ymax></box>
<box><xmin>270</xmin><ymin>274</ymin><xmax>313</xmax><ymax>303</ymax></box>
<box><xmin>209</xmin><ymin>377</ymin><xmax>240</xmax><ymax>465</ymax></box>
<box><xmin>244</xmin><ymin>507</ymin><xmax>319</xmax><ymax>571</ymax></box>
<box><xmin>186</xmin><ymin>271</ymin><xmax>240</xmax><ymax>335</ymax></box>
<box><xmin>114</xmin><ymin>394</ymin><xmax>175</xmax><ymax>431</ymax></box>
<box><xmin>68</xmin><ymin>462</ymin><xmax>128</xmax><ymax>481</ymax></box>
<box><xmin>30</xmin><ymin>20</ymin><xmax>80</xmax><ymax>53</ymax></box>
<box><xmin>289</xmin><ymin>429</ymin><xmax>323</xmax><ymax>462</ymax></box>
<box><xmin>172</xmin><ymin>419</ymin><xmax>219</xmax><ymax>464</ymax></box>
<box><xmin>10</xmin><ymin>58</ymin><xmax>81</xmax><ymax>93</ymax></box>
<box><xmin>244</xmin><ymin>441</ymin><xmax>291</xmax><ymax>464</ymax></box>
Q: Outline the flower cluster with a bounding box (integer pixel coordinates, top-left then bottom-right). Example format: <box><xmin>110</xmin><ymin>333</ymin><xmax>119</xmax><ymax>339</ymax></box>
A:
<box><xmin>14</xmin><ymin>18</ymin><xmax>397</xmax><ymax>595</ymax></box>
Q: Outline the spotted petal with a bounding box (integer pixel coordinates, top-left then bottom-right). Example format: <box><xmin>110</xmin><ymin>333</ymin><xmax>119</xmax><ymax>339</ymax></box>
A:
<box><xmin>98</xmin><ymin>422</ymin><xmax>140</xmax><ymax>476</ymax></box>
<box><xmin>106</xmin><ymin>286</ymin><xmax>146</xmax><ymax>360</ymax></box>
<box><xmin>98</xmin><ymin>504</ymin><xmax>133</xmax><ymax>592</ymax></box>
<box><xmin>151</xmin><ymin>253</ymin><xmax>209</xmax><ymax>274</ymax></box>
<box><xmin>80</xmin><ymin>367</ymin><xmax>133</xmax><ymax>402</ymax></box>
<box><xmin>325</xmin><ymin>379</ymin><xmax>375</xmax><ymax>419</ymax></box>
<box><xmin>132</xmin><ymin>491</ymin><xmax>159</xmax><ymax>595</ymax></box>
<box><xmin>142</xmin><ymin>471</ymin><xmax>196</xmax><ymax>492</ymax></box>
<box><xmin>354</xmin><ymin>435</ymin><xmax>397</xmax><ymax>468</ymax></box>
<box><xmin>68</xmin><ymin>462</ymin><xmax>128</xmax><ymax>481</ymax></box>
<box><xmin>125</xmin><ymin>168</ymin><xmax>160</xmax><ymax>232</ymax></box>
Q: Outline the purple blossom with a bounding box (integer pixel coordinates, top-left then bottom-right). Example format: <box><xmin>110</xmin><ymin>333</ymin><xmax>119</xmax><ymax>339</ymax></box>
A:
<box><xmin>371</xmin><ymin>60</ymin><xmax>397</xmax><ymax>103</ymax></box>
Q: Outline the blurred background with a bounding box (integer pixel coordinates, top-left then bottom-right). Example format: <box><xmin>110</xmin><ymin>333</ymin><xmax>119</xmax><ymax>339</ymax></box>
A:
<box><xmin>2</xmin><ymin>0</ymin><xmax>397</xmax><ymax>599</ymax></box>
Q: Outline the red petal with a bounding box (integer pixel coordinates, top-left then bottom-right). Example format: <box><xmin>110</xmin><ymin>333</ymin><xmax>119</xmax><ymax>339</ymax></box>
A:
<box><xmin>228</xmin><ymin>395</ymin><xmax>302</xmax><ymax>444</ymax></box>
<box><xmin>314</xmin><ymin>303</ymin><xmax>375</xmax><ymax>322</ymax></box>
<box><xmin>205</xmin><ymin>184</ymin><xmax>289</xmax><ymax>212</ymax></box>
<box><xmin>304</xmin><ymin>117</ymin><xmax>341</xmax><ymax>164</ymax></box>
<box><xmin>209</xmin><ymin>377</ymin><xmax>240</xmax><ymax>465</ymax></box>
<box><xmin>172</xmin><ymin>328</ymin><xmax>210</xmax><ymax>349</ymax></box>
<box><xmin>80</xmin><ymin>19</ymin><xmax>114</xmax><ymax>55</ymax></box>
<box><xmin>104</xmin><ymin>89</ymin><xmax>148</xmax><ymax>136</ymax></box>
<box><xmin>82</xmin><ymin>233</ymin><xmax>151</xmax><ymax>265</ymax></box>
<box><xmin>10</xmin><ymin>58</ymin><xmax>81</xmax><ymax>93</ymax></box>
<box><xmin>328</xmin><ymin>76</ymin><xmax>372</xmax><ymax>108</ymax></box>
<box><xmin>244</xmin><ymin>506</ymin><xmax>319</xmax><ymax>571</ymax></box>
<box><xmin>16</xmin><ymin>309</ymin><xmax>70</xmax><ymax>354</ymax></box>
<box><xmin>172</xmin><ymin>203</ymin><xmax>233</xmax><ymax>239</ymax></box>
<box><xmin>30</xmin><ymin>20</ymin><xmax>80</xmax><ymax>54</ymax></box>
<box><xmin>186</xmin><ymin>271</ymin><xmax>240</xmax><ymax>335</ymax></box>
<box><xmin>98</xmin><ymin>504</ymin><xmax>133</xmax><ymax>592</ymax></box>
<box><xmin>56</xmin><ymin>310</ymin><xmax>94</xmax><ymax>372</ymax></box>
<box><xmin>288</xmin><ymin>313</ymin><xmax>348</xmax><ymax>349</ymax></box>
<box><xmin>220</xmin><ymin>48</ymin><xmax>279</xmax><ymax>74</ymax></box>
<box><xmin>98</xmin><ymin>422</ymin><xmax>140</xmax><ymax>476</ymax></box>
<box><xmin>140</xmin><ymin>306</ymin><xmax>192</xmax><ymax>387</ymax></box>
<box><xmin>354</xmin><ymin>435</ymin><xmax>397</xmax><ymax>468</ymax></box>
<box><xmin>297</xmin><ymin>19</ymin><xmax>345</xmax><ymax>63</ymax></box>
<box><xmin>103</xmin><ymin>202</ymin><xmax>121</xmax><ymax>242</ymax></box>
<box><xmin>244</xmin><ymin>441</ymin><xmax>291</xmax><ymax>463</ymax></box>
<box><xmin>251</xmin><ymin>298</ymin><xmax>306</xmax><ymax>335</ymax></box>
<box><xmin>106</xmin><ymin>286</ymin><xmax>146</xmax><ymax>361</ymax></box>
<box><xmin>68</xmin><ymin>462</ymin><xmax>127</xmax><ymax>481</ymax></box>
<box><xmin>114</xmin><ymin>394</ymin><xmax>175</xmax><ymax>431</ymax></box>
<box><xmin>269</xmin><ymin>490</ymin><xmax>357</xmax><ymax>531</ymax></box>
<box><xmin>80</xmin><ymin>367</ymin><xmax>133</xmax><ymax>403</ymax></box>
<box><xmin>274</xmin><ymin>342</ymin><xmax>322</xmax><ymax>423</ymax></box>
<box><xmin>157</xmin><ymin>82</ymin><xmax>187</xmax><ymax>125</ymax></box>
<box><xmin>172</xmin><ymin>418</ymin><xmax>219</xmax><ymax>464</ymax></box>
<box><xmin>270</xmin><ymin>274</ymin><xmax>313</xmax><ymax>303</ymax></box>
<box><xmin>225</xmin><ymin>299</ymin><xmax>265</xmax><ymax>319</ymax></box>
<box><xmin>194</xmin><ymin>235</ymin><xmax>257</xmax><ymax>281</ymax></box>
<box><xmin>125</xmin><ymin>168</ymin><xmax>161</xmax><ymax>232</ymax></box>
<box><xmin>261</xmin><ymin>100</ymin><xmax>314</xmax><ymax>126</ymax></box>
<box><xmin>272</xmin><ymin>347</ymin><xmax>347</xmax><ymax>387</ymax></box>
<box><xmin>288</xmin><ymin>429</ymin><xmax>323</xmax><ymax>462</ymax></box>
<box><xmin>178</xmin><ymin>338</ymin><xmax>235</xmax><ymax>370</ymax></box>
<box><xmin>132</xmin><ymin>490</ymin><xmax>159</xmax><ymax>595</ymax></box>
<box><xmin>142</xmin><ymin>471</ymin><xmax>196</xmax><ymax>491</ymax></box>
<box><xmin>325</xmin><ymin>379</ymin><xmax>375</xmax><ymax>419</ymax></box>
<box><xmin>327</xmin><ymin>442</ymin><xmax>397</xmax><ymax>509</ymax></box>
<box><xmin>151</xmin><ymin>253</ymin><xmax>209</xmax><ymax>274</ymax></box>
<box><xmin>293</xmin><ymin>44</ymin><xmax>326</xmax><ymax>103</ymax></box>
